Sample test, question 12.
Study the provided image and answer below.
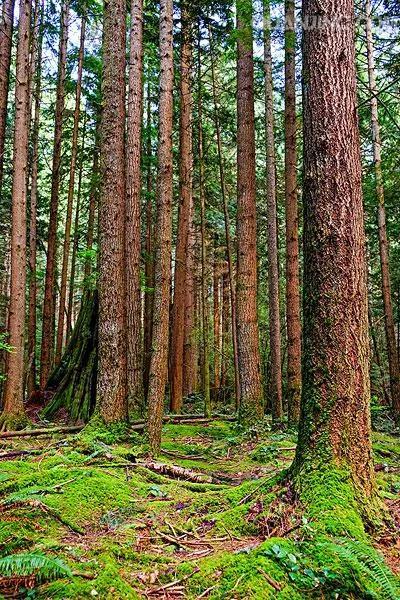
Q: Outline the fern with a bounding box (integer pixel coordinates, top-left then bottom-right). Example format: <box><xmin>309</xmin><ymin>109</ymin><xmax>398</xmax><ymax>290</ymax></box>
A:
<box><xmin>0</xmin><ymin>552</ymin><xmax>72</xmax><ymax>583</ymax></box>
<box><xmin>337</xmin><ymin>538</ymin><xmax>400</xmax><ymax>600</ymax></box>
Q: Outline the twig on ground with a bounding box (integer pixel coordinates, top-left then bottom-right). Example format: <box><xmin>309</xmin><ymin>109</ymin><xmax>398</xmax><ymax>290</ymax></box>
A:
<box><xmin>257</xmin><ymin>568</ymin><xmax>282</xmax><ymax>591</ymax></box>
<box><xmin>148</xmin><ymin>567</ymin><xmax>200</xmax><ymax>595</ymax></box>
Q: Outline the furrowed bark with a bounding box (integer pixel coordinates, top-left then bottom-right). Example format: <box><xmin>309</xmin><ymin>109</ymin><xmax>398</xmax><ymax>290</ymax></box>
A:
<box><xmin>292</xmin><ymin>0</ymin><xmax>376</xmax><ymax>499</ymax></box>
<box><xmin>1</xmin><ymin>0</ymin><xmax>31</xmax><ymax>425</ymax></box>
<box><xmin>264</xmin><ymin>0</ymin><xmax>283</xmax><ymax>423</ymax></box>
<box><xmin>147</xmin><ymin>0</ymin><xmax>174</xmax><ymax>455</ymax></box>
<box><xmin>284</xmin><ymin>0</ymin><xmax>301</xmax><ymax>426</ymax></box>
<box><xmin>236</xmin><ymin>0</ymin><xmax>264</xmax><ymax>425</ymax></box>
<box><xmin>126</xmin><ymin>0</ymin><xmax>144</xmax><ymax>413</ymax></box>
<box><xmin>170</xmin><ymin>1</ymin><xmax>193</xmax><ymax>413</ymax></box>
<box><xmin>97</xmin><ymin>0</ymin><xmax>128</xmax><ymax>422</ymax></box>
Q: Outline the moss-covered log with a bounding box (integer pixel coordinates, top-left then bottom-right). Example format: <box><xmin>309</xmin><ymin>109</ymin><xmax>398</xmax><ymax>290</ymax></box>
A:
<box><xmin>41</xmin><ymin>291</ymin><xmax>98</xmax><ymax>423</ymax></box>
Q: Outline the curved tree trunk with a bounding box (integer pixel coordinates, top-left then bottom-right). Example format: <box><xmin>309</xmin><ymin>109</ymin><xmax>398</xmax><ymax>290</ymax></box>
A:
<box><xmin>292</xmin><ymin>0</ymin><xmax>376</xmax><ymax>500</ymax></box>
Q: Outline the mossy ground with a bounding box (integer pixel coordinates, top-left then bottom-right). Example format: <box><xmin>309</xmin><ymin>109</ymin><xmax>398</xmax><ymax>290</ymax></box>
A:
<box><xmin>0</xmin><ymin>419</ymin><xmax>399</xmax><ymax>599</ymax></box>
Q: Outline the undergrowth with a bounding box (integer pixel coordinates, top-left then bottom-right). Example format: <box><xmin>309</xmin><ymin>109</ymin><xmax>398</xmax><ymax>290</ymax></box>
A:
<box><xmin>0</xmin><ymin>420</ymin><xmax>398</xmax><ymax>598</ymax></box>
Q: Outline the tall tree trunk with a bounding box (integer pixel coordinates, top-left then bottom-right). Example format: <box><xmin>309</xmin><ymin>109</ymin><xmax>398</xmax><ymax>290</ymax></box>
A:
<box><xmin>236</xmin><ymin>0</ymin><xmax>263</xmax><ymax>425</ymax></box>
<box><xmin>292</xmin><ymin>0</ymin><xmax>375</xmax><ymax>499</ymax></box>
<box><xmin>198</xmin><ymin>30</ymin><xmax>211</xmax><ymax>418</ymax></box>
<box><xmin>209</xmin><ymin>24</ymin><xmax>240</xmax><ymax>409</ymax></box>
<box><xmin>0</xmin><ymin>0</ymin><xmax>15</xmax><ymax>389</ymax></box>
<box><xmin>1</xmin><ymin>0</ymin><xmax>31</xmax><ymax>427</ymax></box>
<box><xmin>67</xmin><ymin>118</ymin><xmax>88</xmax><ymax>336</ymax></box>
<box><xmin>221</xmin><ymin>265</ymin><xmax>230</xmax><ymax>397</ymax></box>
<box><xmin>82</xmin><ymin>117</ymin><xmax>98</xmax><ymax>282</ymax></box>
<box><xmin>213</xmin><ymin>242</ymin><xmax>221</xmax><ymax>398</ymax></box>
<box><xmin>264</xmin><ymin>0</ymin><xmax>283</xmax><ymax>423</ymax></box>
<box><xmin>365</xmin><ymin>0</ymin><xmax>400</xmax><ymax>422</ymax></box>
<box><xmin>143</xmin><ymin>83</ymin><xmax>154</xmax><ymax>398</ymax></box>
<box><xmin>170</xmin><ymin>2</ymin><xmax>193</xmax><ymax>413</ymax></box>
<box><xmin>182</xmin><ymin>214</ymin><xmax>196</xmax><ymax>397</ymax></box>
<box><xmin>27</xmin><ymin>0</ymin><xmax>44</xmax><ymax>399</ymax></box>
<box><xmin>126</xmin><ymin>0</ymin><xmax>144</xmax><ymax>413</ymax></box>
<box><xmin>147</xmin><ymin>0</ymin><xmax>174</xmax><ymax>455</ymax></box>
<box><xmin>96</xmin><ymin>0</ymin><xmax>127</xmax><ymax>423</ymax></box>
<box><xmin>0</xmin><ymin>0</ymin><xmax>14</xmax><ymax>195</ymax></box>
<box><xmin>284</xmin><ymin>0</ymin><xmax>301</xmax><ymax>426</ymax></box>
<box><xmin>55</xmin><ymin>15</ymin><xmax>85</xmax><ymax>364</ymax></box>
<box><xmin>40</xmin><ymin>1</ymin><xmax>69</xmax><ymax>388</ymax></box>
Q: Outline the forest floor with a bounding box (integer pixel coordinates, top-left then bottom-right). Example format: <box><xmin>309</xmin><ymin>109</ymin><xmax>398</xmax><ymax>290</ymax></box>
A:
<box><xmin>0</xmin><ymin>416</ymin><xmax>399</xmax><ymax>599</ymax></box>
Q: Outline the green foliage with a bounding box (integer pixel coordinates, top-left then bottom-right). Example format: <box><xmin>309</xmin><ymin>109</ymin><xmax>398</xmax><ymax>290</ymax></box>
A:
<box><xmin>0</xmin><ymin>552</ymin><xmax>72</xmax><ymax>582</ymax></box>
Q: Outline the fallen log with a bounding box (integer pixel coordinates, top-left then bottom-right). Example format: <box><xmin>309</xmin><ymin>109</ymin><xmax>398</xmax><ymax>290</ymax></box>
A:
<box><xmin>0</xmin><ymin>414</ymin><xmax>236</xmax><ymax>441</ymax></box>
<box><xmin>0</xmin><ymin>425</ymin><xmax>84</xmax><ymax>439</ymax></box>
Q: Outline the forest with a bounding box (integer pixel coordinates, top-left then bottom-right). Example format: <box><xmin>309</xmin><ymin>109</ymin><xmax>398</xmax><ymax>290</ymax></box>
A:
<box><xmin>0</xmin><ymin>0</ymin><xmax>399</xmax><ymax>597</ymax></box>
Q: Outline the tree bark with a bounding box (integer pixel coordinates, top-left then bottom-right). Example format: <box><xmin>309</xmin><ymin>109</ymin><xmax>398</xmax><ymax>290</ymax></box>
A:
<box><xmin>198</xmin><ymin>31</ymin><xmax>211</xmax><ymax>418</ymax></box>
<box><xmin>126</xmin><ymin>0</ymin><xmax>144</xmax><ymax>413</ymax></box>
<box><xmin>292</xmin><ymin>0</ymin><xmax>376</xmax><ymax>499</ymax></box>
<box><xmin>284</xmin><ymin>0</ymin><xmax>301</xmax><ymax>426</ymax></box>
<box><xmin>264</xmin><ymin>0</ymin><xmax>283</xmax><ymax>423</ymax></box>
<box><xmin>55</xmin><ymin>15</ymin><xmax>85</xmax><ymax>365</ymax></box>
<box><xmin>67</xmin><ymin>117</ymin><xmax>88</xmax><ymax>336</ymax></box>
<box><xmin>96</xmin><ymin>0</ymin><xmax>127</xmax><ymax>423</ymax></box>
<box><xmin>213</xmin><ymin>243</ymin><xmax>221</xmax><ymax>399</ymax></box>
<box><xmin>236</xmin><ymin>0</ymin><xmax>263</xmax><ymax>425</ymax></box>
<box><xmin>143</xmin><ymin>83</ymin><xmax>154</xmax><ymax>398</ymax></box>
<box><xmin>1</xmin><ymin>0</ymin><xmax>31</xmax><ymax>426</ymax></box>
<box><xmin>170</xmin><ymin>2</ymin><xmax>193</xmax><ymax>413</ymax></box>
<box><xmin>27</xmin><ymin>0</ymin><xmax>44</xmax><ymax>399</ymax></box>
<box><xmin>40</xmin><ymin>1</ymin><xmax>69</xmax><ymax>388</ymax></box>
<box><xmin>365</xmin><ymin>0</ymin><xmax>400</xmax><ymax>422</ymax></box>
<box><xmin>147</xmin><ymin>0</ymin><xmax>174</xmax><ymax>455</ymax></box>
<box><xmin>182</xmin><ymin>213</ymin><xmax>196</xmax><ymax>397</ymax></box>
<box><xmin>0</xmin><ymin>0</ymin><xmax>15</xmax><ymax>389</ymax></box>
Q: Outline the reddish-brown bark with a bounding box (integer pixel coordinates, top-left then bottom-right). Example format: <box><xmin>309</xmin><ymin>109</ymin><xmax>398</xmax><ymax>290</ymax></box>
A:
<box><xmin>1</xmin><ymin>0</ymin><xmax>31</xmax><ymax>424</ymax></box>
<box><xmin>236</xmin><ymin>1</ymin><xmax>263</xmax><ymax>424</ymax></box>
<box><xmin>293</xmin><ymin>0</ymin><xmax>376</xmax><ymax>498</ymax></box>
<box><xmin>284</xmin><ymin>0</ymin><xmax>301</xmax><ymax>425</ymax></box>
<box><xmin>27</xmin><ymin>0</ymin><xmax>44</xmax><ymax>398</ymax></box>
<box><xmin>126</xmin><ymin>0</ymin><xmax>144</xmax><ymax>413</ymax></box>
<box><xmin>264</xmin><ymin>0</ymin><xmax>283</xmax><ymax>423</ymax></box>
<box><xmin>147</xmin><ymin>0</ymin><xmax>174</xmax><ymax>454</ymax></box>
<box><xmin>96</xmin><ymin>0</ymin><xmax>127</xmax><ymax>422</ymax></box>
<box><xmin>213</xmin><ymin>244</ymin><xmax>221</xmax><ymax>398</ymax></box>
<box><xmin>143</xmin><ymin>84</ymin><xmax>154</xmax><ymax>398</ymax></box>
<box><xmin>170</xmin><ymin>3</ymin><xmax>193</xmax><ymax>413</ymax></box>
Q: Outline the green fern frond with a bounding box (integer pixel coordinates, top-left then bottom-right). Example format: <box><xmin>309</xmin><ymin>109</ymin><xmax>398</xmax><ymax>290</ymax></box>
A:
<box><xmin>338</xmin><ymin>538</ymin><xmax>400</xmax><ymax>600</ymax></box>
<box><xmin>0</xmin><ymin>552</ymin><xmax>72</xmax><ymax>583</ymax></box>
